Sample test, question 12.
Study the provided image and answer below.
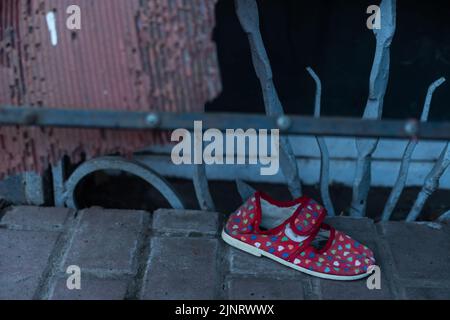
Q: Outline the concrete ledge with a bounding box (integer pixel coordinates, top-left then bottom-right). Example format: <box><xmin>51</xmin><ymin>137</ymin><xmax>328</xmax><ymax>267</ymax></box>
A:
<box><xmin>152</xmin><ymin>209</ymin><xmax>219</xmax><ymax>236</ymax></box>
<box><xmin>0</xmin><ymin>206</ymin><xmax>73</xmax><ymax>231</ymax></box>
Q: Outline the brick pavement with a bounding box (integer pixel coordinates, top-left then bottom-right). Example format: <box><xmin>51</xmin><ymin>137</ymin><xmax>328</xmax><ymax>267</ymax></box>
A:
<box><xmin>0</xmin><ymin>206</ymin><xmax>449</xmax><ymax>300</ymax></box>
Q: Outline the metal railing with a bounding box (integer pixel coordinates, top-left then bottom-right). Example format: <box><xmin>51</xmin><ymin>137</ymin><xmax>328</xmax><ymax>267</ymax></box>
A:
<box><xmin>1</xmin><ymin>0</ymin><xmax>449</xmax><ymax>223</ymax></box>
<box><xmin>1</xmin><ymin>106</ymin><xmax>449</xmax><ymax>140</ymax></box>
<box><xmin>0</xmin><ymin>104</ymin><xmax>449</xmax><ymax>222</ymax></box>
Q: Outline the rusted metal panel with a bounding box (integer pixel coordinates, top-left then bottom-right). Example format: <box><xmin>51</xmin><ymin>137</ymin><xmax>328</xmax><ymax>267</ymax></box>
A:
<box><xmin>0</xmin><ymin>0</ymin><xmax>220</xmax><ymax>177</ymax></box>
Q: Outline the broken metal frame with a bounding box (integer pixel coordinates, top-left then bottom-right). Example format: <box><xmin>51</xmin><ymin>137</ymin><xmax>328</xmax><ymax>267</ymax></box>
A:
<box><xmin>381</xmin><ymin>78</ymin><xmax>446</xmax><ymax>221</ymax></box>
<box><xmin>1</xmin><ymin>104</ymin><xmax>450</xmax><ymax>221</ymax></box>
<box><xmin>233</xmin><ymin>0</ymin><xmax>448</xmax><ymax>222</ymax></box>
<box><xmin>1</xmin><ymin>0</ymin><xmax>450</xmax><ymax>222</ymax></box>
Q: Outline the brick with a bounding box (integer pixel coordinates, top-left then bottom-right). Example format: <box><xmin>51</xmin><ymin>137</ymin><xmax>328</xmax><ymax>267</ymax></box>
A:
<box><xmin>378</xmin><ymin>222</ymin><xmax>450</xmax><ymax>281</ymax></box>
<box><xmin>63</xmin><ymin>208</ymin><xmax>147</xmax><ymax>274</ymax></box>
<box><xmin>50</xmin><ymin>278</ymin><xmax>128</xmax><ymax>300</ymax></box>
<box><xmin>319</xmin><ymin>277</ymin><xmax>394</xmax><ymax>300</ymax></box>
<box><xmin>404</xmin><ymin>287</ymin><xmax>450</xmax><ymax>300</ymax></box>
<box><xmin>1</xmin><ymin>206</ymin><xmax>73</xmax><ymax>230</ymax></box>
<box><xmin>152</xmin><ymin>209</ymin><xmax>219</xmax><ymax>235</ymax></box>
<box><xmin>142</xmin><ymin>237</ymin><xmax>218</xmax><ymax>299</ymax></box>
<box><xmin>228</xmin><ymin>247</ymin><xmax>304</xmax><ymax>277</ymax></box>
<box><xmin>227</xmin><ymin>277</ymin><xmax>305</xmax><ymax>300</ymax></box>
<box><xmin>0</xmin><ymin>229</ymin><xmax>59</xmax><ymax>299</ymax></box>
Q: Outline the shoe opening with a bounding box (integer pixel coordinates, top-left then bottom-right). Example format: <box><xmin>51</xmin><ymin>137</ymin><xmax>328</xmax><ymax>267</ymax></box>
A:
<box><xmin>259</xmin><ymin>198</ymin><xmax>301</xmax><ymax>230</ymax></box>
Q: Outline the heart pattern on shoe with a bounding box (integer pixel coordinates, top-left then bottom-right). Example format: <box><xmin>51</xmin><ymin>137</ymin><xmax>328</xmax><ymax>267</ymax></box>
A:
<box><xmin>224</xmin><ymin>192</ymin><xmax>376</xmax><ymax>278</ymax></box>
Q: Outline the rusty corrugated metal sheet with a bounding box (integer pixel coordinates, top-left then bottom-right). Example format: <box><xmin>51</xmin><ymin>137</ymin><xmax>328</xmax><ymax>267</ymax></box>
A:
<box><xmin>0</xmin><ymin>0</ymin><xmax>220</xmax><ymax>177</ymax></box>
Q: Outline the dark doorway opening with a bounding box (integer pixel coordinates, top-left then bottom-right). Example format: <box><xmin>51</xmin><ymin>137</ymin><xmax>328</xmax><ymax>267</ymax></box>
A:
<box><xmin>207</xmin><ymin>0</ymin><xmax>450</xmax><ymax>121</ymax></box>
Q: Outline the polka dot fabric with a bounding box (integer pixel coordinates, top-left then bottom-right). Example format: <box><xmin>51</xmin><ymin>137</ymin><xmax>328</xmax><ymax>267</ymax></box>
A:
<box><xmin>223</xmin><ymin>192</ymin><xmax>376</xmax><ymax>280</ymax></box>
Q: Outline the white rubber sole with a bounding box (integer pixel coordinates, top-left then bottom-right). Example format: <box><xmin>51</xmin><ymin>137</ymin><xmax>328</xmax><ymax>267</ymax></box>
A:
<box><xmin>222</xmin><ymin>230</ymin><xmax>371</xmax><ymax>281</ymax></box>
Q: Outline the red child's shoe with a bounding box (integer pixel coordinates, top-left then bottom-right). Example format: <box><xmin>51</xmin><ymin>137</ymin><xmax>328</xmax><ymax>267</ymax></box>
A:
<box><xmin>222</xmin><ymin>192</ymin><xmax>376</xmax><ymax>281</ymax></box>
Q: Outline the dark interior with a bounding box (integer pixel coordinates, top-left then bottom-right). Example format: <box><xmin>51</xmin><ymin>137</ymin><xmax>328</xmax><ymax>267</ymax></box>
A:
<box><xmin>207</xmin><ymin>0</ymin><xmax>450</xmax><ymax>121</ymax></box>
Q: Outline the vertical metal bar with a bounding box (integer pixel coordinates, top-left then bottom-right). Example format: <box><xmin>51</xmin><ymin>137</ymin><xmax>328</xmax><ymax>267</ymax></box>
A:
<box><xmin>234</xmin><ymin>0</ymin><xmax>303</xmax><ymax>198</ymax></box>
<box><xmin>382</xmin><ymin>78</ymin><xmax>445</xmax><ymax>221</ymax></box>
<box><xmin>193</xmin><ymin>163</ymin><xmax>215</xmax><ymax>211</ymax></box>
<box><xmin>306</xmin><ymin>67</ymin><xmax>335</xmax><ymax>216</ymax></box>
<box><xmin>406</xmin><ymin>143</ymin><xmax>450</xmax><ymax>222</ymax></box>
<box><xmin>350</xmin><ymin>0</ymin><xmax>397</xmax><ymax>217</ymax></box>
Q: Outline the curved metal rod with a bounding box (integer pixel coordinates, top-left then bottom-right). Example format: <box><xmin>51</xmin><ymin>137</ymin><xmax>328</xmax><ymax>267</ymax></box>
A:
<box><xmin>235</xmin><ymin>0</ymin><xmax>303</xmax><ymax>198</ymax></box>
<box><xmin>193</xmin><ymin>163</ymin><xmax>215</xmax><ymax>211</ymax></box>
<box><xmin>382</xmin><ymin>77</ymin><xmax>445</xmax><ymax>221</ymax></box>
<box><xmin>306</xmin><ymin>67</ymin><xmax>335</xmax><ymax>216</ymax></box>
<box><xmin>406</xmin><ymin>143</ymin><xmax>450</xmax><ymax>222</ymax></box>
<box><xmin>63</xmin><ymin>156</ymin><xmax>185</xmax><ymax>210</ymax></box>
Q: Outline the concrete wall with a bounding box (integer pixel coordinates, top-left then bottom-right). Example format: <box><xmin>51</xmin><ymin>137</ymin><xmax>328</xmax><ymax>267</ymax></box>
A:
<box><xmin>136</xmin><ymin>136</ymin><xmax>450</xmax><ymax>189</ymax></box>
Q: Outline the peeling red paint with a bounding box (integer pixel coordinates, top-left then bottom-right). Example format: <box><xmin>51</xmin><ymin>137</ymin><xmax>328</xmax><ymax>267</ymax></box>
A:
<box><xmin>0</xmin><ymin>0</ymin><xmax>220</xmax><ymax>177</ymax></box>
